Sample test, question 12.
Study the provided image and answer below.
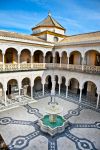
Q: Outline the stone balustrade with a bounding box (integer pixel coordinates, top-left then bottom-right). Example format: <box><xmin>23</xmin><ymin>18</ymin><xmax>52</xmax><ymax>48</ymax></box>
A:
<box><xmin>68</xmin><ymin>64</ymin><xmax>82</xmax><ymax>70</ymax></box>
<box><xmin>20</xmin><ymin>63</ymin><xmax>31</xmax><ymax>70</ymax></box>
<box><xmin>0</xmin><ymin>63</ymin><xmax>100</xmax><ymax>73</ymax></box>
<box><xmin>84</xmin><ymin>65</ymin><xmax>100</xmax><ymax>73</ymax></box>
<box><xmin>5</xmin><ymin>63</ymin><xmax>18</xmax><ymax>71</ymax></box>
<box><xmin>32</xmin><ymin>63</ymin><xmax>45</xmax><ymax>69</ymax></box>
<box><xmin>0</xmin><ymin>64</ymin><xmax>3</xmax><ymax>71</ymax></box>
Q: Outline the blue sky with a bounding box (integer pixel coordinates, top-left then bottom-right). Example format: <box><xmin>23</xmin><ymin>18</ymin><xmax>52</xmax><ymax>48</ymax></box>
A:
<box><xmin>0</xmin><ymin>0</ymin><xmax>100</xmax><ymax>35</ymax></box>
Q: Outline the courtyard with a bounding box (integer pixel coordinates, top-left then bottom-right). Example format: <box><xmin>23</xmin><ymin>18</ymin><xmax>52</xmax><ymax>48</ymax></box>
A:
<box><xmin>0</xmin><ymin>97</ymin><xmax>100</xmax><ymax>150</ymax></box>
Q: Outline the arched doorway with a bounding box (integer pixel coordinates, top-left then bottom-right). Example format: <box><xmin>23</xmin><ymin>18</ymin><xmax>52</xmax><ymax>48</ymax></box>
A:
<box><xmin>69</xmin><ymin>51</ymin><xmax>82</xmax><ymax>65</ymax></box>
<box><xmin>22</xmin><ymin>78</ymin><xmax>31</xmax><ymax>96</ymax></box>
<box><xmin>61</xmin><ymin>51</ymin><xmax>68</xmax><ymax>64</ymax></box>
<box><xmin>55</xmin><ymin>52</ymin><xmax>60</xmax><ymax>63</ymax></box>
<box><xmin>5</xmin><ymin>48</ymin><xmax>18</xmax><ymax>63</ymax></box>
<box><xmin>45</xmin><ymin>51</ymin><xmax>53</xmax><ymax>63</ymax></box>
<box><xmin>68</xmin><ymin>78</ymin><xmax>80</xmax><ymax>101</ymax></box>
<box><xmin>82</xmin><ymin>81</ymin><xmax>97</xmax><ymax>106</ymax></box>
<box><xmin>55</xmin><ymin>75</ymin><xmax>59</xmax><ymax>94</ymax></box>
<box><xmin>34</xmin><ymin>50</ymin><xmax>43</xmax><ymax>63</ymax></box>
<box><xmin>61</xmin><ymin>76</ymin><xmax>66</xmax><ymax>96</ymax></box>
<box><xmin>0</xmin><ymin>50</ymin><xmax>3</xmax><ymax>64</ymax></box>
<box><xmin>44</xmin><ymin>75</ymin><xmax>52</xmax><ymax>94</ymax></box>
<box><xmin>33</xmin><ymin>77</ymin><xmax>42</xmax><ymax>97</ymax></box>
<box><xmin>0</xmin><ymin>83</ymin><xmax>4</xmax><ymax>104</ymax></box>
<box><xmin>20</xmin><ymin>49</ymin><xmax>31</xmax><ymax>63</ymax></box>
<box><xmin>84</xmin><ymin>50</ymin><xmax>100</xmax><ymax>66</ymax></box>
<box><xmin>7</xmin><ymin>79</ymin><xmax>18</xmax><ymax>100</ymax></box>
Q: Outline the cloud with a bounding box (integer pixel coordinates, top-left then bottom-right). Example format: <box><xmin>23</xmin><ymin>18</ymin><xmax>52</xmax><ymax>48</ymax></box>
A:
<box><xmin>23</xmin><ymin>0</ymin><xmax>49</xmax><ymax>8</ymax></box>
<box><xmin>55</xmin><ymin>16</ymin><xmax>82</xmax><ymax>28</ymax></box>
<box><xmin>68</xmin><ymin>1</ymin><xmax>100</xmax><ymax>21</ymax></box>
<box><xmin>0</xmin><ymin>10</ymin><xmax>40</xmax><ymax>32</ymax></box>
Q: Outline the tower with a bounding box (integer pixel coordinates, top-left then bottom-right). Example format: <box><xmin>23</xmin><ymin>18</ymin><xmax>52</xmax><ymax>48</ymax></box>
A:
<box><xmin>32</xmin><ymin>13</ymin><xmax>66</xmax><ymax>42</ymax></box>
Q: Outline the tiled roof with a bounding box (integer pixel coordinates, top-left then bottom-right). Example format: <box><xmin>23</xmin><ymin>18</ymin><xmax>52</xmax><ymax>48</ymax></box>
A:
<box><xmin>0</xmin><ymin>30</ymin><xmax>48</xmax><ymax>43</ymax></box>
<box><xmin>59</xmin><ymin>31</ymin><xmax>100</xmax><ymax>44</ymax></box>
<box><xmin>33</xmin><ymin>14</ymin><xmax>65</xmax><ymax>30</ymax></box>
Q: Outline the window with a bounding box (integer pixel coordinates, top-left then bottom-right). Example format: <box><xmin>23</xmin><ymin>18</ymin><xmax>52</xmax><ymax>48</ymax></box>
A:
<box><xmin>54</xmin><ymin>37</ymin><xmax>58</xmax><ymax>42</ymax></box>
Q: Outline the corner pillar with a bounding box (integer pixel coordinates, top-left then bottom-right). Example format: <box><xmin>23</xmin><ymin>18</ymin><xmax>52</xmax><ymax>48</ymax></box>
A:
<box><xmin>67</xmin><ymin>56</ymin><xmax>69</xmax><ymax>69</ymax></box>
<box><xmin>18</xmin><ymin>53</ymin><xmax>20</xmax><ymax>69</ymax></box>
<box><xmin>3</xmin><ymin>53</ymin><xmax>5</xmax><ymax>70</ymax></box>
<box><xmin>4</xmin><ymin>84</ymin><xmax>7</xmax><ymax>106</ymax></box>
<box><xmin>96</xmin><ymin>92</ymin><xmax>100</xmax><ymax>109</ymax></box>
<box><xmin>66</xmin><ymin>85</ymin><xmax>68</xmax><ymax>98</ymax></box>
<box><xmin>82</xmin><ymin>56</ymin><xmax>84</xmax><ymax>71</ymax></box>
<box><xmin>79</xmin><ymin>88</ymin><xmax>82</xmax><ymax>103</ymax></box>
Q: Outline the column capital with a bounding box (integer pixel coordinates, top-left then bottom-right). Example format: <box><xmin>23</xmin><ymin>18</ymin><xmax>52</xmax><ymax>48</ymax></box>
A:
<box><xmin>2</xmin><ymin>52</ymin><xmax>5</xmax><ymax>55</ymax></box>
<box><xmin>58</xmin><ymin>78</ymin><xmax>61</xmax><ymax>84</ymax></box>
<box><xmin>43</xmin><ymin>52</ymin><xmax>46</xmax><ymax>57</ymax></box>
<box><xmin>81</xmin><ymin>52</ymin><xmax>85</xmax><ymax>58</ymax></box>
<box><xmin>18</xmin><ymin>51</ymin><xmax>21</xmax><ymax>55</ymax></box>
<box><xmin>59</xmin><ymin>52</ymin><xmax>62</xmax><ymax>58</ymax></box>
<box><xmin>3</xmin><ymin>84</ymin><xmax>7</xmax><ymax>91</ymax></box>
<box><xmin>52</xmin><ymin>53</ymin><xmax>55</xmax><ymax>58</ymax></box>
<box><xmin>65</xmin><ymin>81</ymin><xmax>69</xmax><ymax>87</ymax></box>
<box><xmin>41</xmin><ymin>79</ymin><xmax>45</xmax><ymax>85</ymax></box>
<box><xmin>79</xmin><ymin>84</ymin><xmax>83</xmax><ymax>90</ymax></box>
<box><xmin>97</xmin><ymin>91</ymin><xmax>100</xmax><ymax>95</ymax></box>
<box><xmin>67</xmin><ymin>53</ymin><xmax>70</xmax><ymax>58</ymax></box>
<box><xmin>31</xmin><ymin>78</ymin><xmax>34</xmax><ymax>87</ymax></box>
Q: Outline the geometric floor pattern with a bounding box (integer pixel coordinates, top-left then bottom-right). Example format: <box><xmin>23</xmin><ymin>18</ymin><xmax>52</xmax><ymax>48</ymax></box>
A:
<box><xmin>0</xmin><ymin>97</ymin><xmax>100</xmax><ymax>150</ymax></box>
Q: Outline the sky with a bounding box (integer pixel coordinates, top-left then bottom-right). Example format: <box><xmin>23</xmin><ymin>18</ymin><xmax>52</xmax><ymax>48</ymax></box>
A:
<box><xmin>0</xmin><ymin>0</ymin><xmax>100</xmax><ymax>35</ymax></box>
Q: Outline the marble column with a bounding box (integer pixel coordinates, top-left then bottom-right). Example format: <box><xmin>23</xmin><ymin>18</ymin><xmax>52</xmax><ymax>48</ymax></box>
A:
<box><xmin>3</xmin><ymin>53</ymin><xmax>5</xmax><ymax>70</ymax></box>
<box><xmin>67</xmin><ymin>57</ymin><xmax>69</xmax><ymax>69</ymax></box>
<box><xmin>96</xmin><ymin>93</ymin><xmax>100</xmax><ymax>109</ymax></box>
<box><xmin>66</xmin><ymin>85</ymin><xmax>68</xmax><ymax>98</ymax></box>
<box><xmin>51</xmin><ymin>77</ymin><xmax>55</xmax><ymax>96</ymax></box>
<box><xmin>42</xmin><ymin>83</ymin><xmax>45</xmax><ymax>96</ymax></box>
<box><xmin>31</xmin><ymin>54</ymin><xmax>33</xmax><ymax>69</ymax></box>
<box><xmin>79</xmin><ymin>89</ymin><xmax>82</xmax><ymax>103</ymax></box>
<box><xmin>53</xmin><ymin>57</ymin><xmax>55</xmax><ymax>68</ymax></box>
<box><xmin>31</xmin><ymin>86</ymin><xmax>33</xmax><ymax>99</ymax></box>
<box><xmin>43</xmin><ymin>55</ymin><xmax>45</xmax><ymax>63</ymax></box>
<box><xmin>59</xmin><ymin>83</ymin><xmax>61</xmax><ymax>95</ymax></box>
<box><xmin>82</xmin><ymin>57</ymin><xmax>84</xmax><ymax>71</ymax></box>
<box><xmin>4</xmin><ymin>90</ymin><xmax>7</xmax><ymax>106</ymax></box>
<box><xmin>60</xmin><ymin>57</ymin><xmax>61</xmax><ymax>67</ymax></box>
<box><xmin>18</xmin><ymin>53</ymin><xmax>20</xmax><ymax>69</ymax></box>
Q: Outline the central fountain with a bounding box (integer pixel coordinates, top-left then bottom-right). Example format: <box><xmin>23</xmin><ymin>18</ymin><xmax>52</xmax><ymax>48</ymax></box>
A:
<box><xmin>38</xmin><ymin>64</ymin><xmax>69</xmax><ymax>136</ymax></box>
<box><xmin>38</xmin><ymin>96</ymin><xmax>69</xmax><ymax>136</ymax></box>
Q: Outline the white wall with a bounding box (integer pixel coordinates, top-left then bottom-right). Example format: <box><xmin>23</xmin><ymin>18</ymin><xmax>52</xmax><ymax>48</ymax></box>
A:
<box><xmin>32</xmin><ymin>27</ymin><xmax>64</xmax><ymax>35</ymax></box>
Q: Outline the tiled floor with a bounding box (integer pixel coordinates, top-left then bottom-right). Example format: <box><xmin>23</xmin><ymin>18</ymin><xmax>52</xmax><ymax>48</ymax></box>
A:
<box><xmin>0</xmin><ymin>97</ymin><xmax>100</xmax><ymax>150</ymax></box>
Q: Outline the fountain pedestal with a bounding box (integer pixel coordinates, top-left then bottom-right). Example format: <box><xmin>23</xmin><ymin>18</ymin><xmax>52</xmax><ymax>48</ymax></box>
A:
<box><xmin>49</xmin><ymin>114</ymin><xmax>56</xmax><ymax>123</ymax></box>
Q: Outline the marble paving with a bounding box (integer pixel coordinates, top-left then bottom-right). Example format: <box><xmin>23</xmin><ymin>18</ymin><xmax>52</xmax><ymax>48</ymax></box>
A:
<box><xmin>0</xmin><ymin>97</ymin><xmax>100</xmax><ymax>150</ymax></box>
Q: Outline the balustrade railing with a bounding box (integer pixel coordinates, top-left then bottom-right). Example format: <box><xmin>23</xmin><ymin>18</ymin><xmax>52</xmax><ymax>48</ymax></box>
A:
<box><xmin>33</xmin><ymin>63</ymin><xmax>45</xmax><ymax>69</ymax></box>
<box><xmin>20</xmin><ymin>63</ymin><xmax>31</xmax><ymax>70</ymax></box>
<box><xmin>0</xmin><ymin>64</ymin><xmax>3</xmax><ymax>71</ymax></box>
<box><xmin>5</xmin><ymin>63</ymin><xmax>18</xmax><ymax>71</ymax></box>
<box><xmin>68</xmin><ymin>64</ymin><xmax>82</xmax><ymax>70</ymax></box>
<box><xmin>0</xmin><ymin>63</ymin><xmax>99</xmax><ymax>73</ymax></box>
<box><xmin>83</xmin><ymin>65</ymin><xmax>100</xmax><ymax>73</ymax></box>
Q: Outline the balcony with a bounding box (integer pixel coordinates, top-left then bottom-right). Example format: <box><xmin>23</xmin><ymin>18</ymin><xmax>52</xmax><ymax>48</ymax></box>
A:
<box><xmin>0</xmin><ymin>63</ymin><xmax>100</xmax><ymax>74</ymax></box>
<box><xmin>46</xmin><ymin>63</ymin><xmax>100</xmax><ymax>74</ymax></box>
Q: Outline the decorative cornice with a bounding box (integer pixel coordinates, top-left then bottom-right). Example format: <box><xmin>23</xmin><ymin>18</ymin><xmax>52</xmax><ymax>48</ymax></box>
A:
<box><xmin>0</xmin><ymin>38</ymin><xmax>54</xmax><ymax>48</ymax></box>
<box><xmin>55</xmin><ymin>40</ymin><xmax>100</xmax><ymax>48</ymax></box>
<box><xmin>32</xmin><ymin>25</ymin><xmax>65</xmax><ymax>31</ymax></box>
<box><xmin>32</xmin><ymin>30</ymin><xmax>67</xmax><ymax>38</ymax></box>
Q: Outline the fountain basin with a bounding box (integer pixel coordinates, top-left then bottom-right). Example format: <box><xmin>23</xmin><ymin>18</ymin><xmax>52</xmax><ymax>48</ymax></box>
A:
<box><xmin>39</xmin><ymin>115</ymin><xmax>69</xmax><ymax>136</ymax></box>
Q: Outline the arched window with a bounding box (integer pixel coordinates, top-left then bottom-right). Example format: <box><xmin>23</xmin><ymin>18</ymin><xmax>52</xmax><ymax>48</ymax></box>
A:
<box><xmin>54</xmin><ymin>37</ymin><xmax>58</xmax><ymax>42</ymax></box>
